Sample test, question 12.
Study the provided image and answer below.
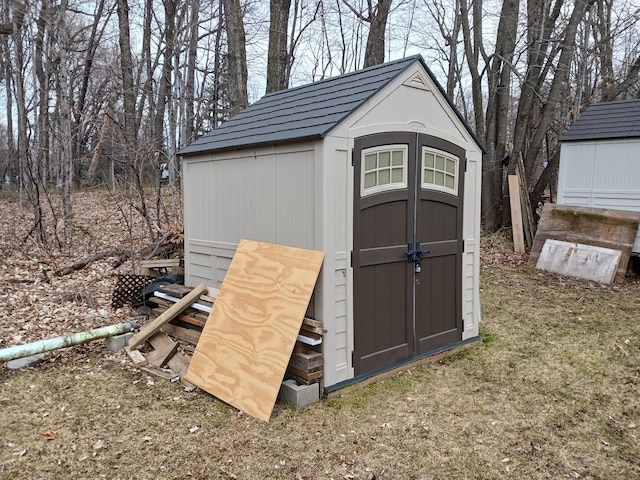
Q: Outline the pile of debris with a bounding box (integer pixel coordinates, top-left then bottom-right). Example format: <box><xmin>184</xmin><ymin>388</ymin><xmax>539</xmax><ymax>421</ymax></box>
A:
<box><xmin>124</xmin><ymin>282</ymin><xmax>325</xmax><ymax>389</ymax></box>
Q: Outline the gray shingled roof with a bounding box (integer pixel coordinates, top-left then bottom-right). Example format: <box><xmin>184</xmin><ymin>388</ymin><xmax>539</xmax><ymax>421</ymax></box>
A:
<box><xmin>180</xmin><ymin>55</ymin><xmax>482</xmax><ymax>155</ymax></box>
<box><xmin>561</xmin><ymin>99</ymin><xmax>640</xmax><ymax>142</ymax></box>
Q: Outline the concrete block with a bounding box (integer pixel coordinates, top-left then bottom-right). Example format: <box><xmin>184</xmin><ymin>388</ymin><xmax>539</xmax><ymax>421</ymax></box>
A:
<box><xmin>7</xmin><ymin>353</ymin><xmax>46</xmax><ymax>371</ymax></box>
<box><xmin>105</xmin><ymin>332</ymin><xmax>134</xmax><ymax>352</ymax></box>
<box><xmin>279</xmin><ymin>379</ymin><xmax>320</xmax><ymax>410</ymax></box>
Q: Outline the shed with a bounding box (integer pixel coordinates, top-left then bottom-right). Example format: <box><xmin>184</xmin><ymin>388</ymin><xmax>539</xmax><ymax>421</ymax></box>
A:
<box><xmin>179</xmin><ymin>55</ymin><xmax>484</xmax><ymax>390</ymax></box>
<box><xmin>558</xmin><ymin>99</ymin><xmax>640</xmax><ymax>253</ymax></box>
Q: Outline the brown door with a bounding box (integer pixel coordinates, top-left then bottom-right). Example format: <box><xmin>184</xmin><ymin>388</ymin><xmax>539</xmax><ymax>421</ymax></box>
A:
<box><xmin>353</xmin><ymin>133</ymin><xmax>464</xmax><ymax>376</ymax></box>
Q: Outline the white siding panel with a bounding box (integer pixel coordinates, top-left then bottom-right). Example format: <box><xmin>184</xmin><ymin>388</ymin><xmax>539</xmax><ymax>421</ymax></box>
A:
<box><xmin>558</xmin><ymin>143</ymin><xmax>596</xmax><ymax>196</ymax></box>
<box><xmin>559</xmin><ymin>139</ymin><xmax>640</xmax><ymax>253</ymax></box>
<box><xmin>592</xmin><ymin>141</ymin><xmax>640</xmax><ymax>191</ymax></box>
<box><xmin>462</xmin><ymin>152</ymin><xmax>481</xmax><ymax>340</ymax></box>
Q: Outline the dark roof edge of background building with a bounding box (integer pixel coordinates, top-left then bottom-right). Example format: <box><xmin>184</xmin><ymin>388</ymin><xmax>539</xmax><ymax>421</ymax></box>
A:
<box><xmin>561</xmin><ymin>98</ymin><xmax>640</xmax><ymax>142</ymax></box>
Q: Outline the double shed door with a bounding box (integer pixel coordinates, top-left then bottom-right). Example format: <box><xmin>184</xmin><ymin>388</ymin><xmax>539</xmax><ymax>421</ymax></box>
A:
<box><xmin>353</xmin><ymin>132</ymin><xmax>465</xmax><ymax>376</ymax></box>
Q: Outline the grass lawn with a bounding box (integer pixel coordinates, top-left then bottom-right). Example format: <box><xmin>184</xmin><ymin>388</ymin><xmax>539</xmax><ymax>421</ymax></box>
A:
<box><xmin>2</xmin><ymin>265</ymin><xmax>639</xmax><ymax>479</ymax></box>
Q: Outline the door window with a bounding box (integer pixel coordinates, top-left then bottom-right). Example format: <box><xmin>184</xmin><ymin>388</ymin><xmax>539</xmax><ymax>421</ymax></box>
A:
<box><xmin>361</xmin><ymin>145</ymin><xmax>408</xmax><ymax>197</ymax></box>
<box><xmin>421</xmin><ymin>148</ymin><xmax>459</xmax><ymax>196</ymax></box>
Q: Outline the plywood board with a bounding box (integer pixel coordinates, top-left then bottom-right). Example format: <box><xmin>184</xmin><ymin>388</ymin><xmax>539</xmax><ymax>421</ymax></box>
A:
<box><xmin>529</xmin><ymin>204</ymin><xmax>640</xmax><ymax>283</ymax></box>
<box><xmin>184</xmin><ymin>239</ymin><xmax>324</xmax><ymax>422</ymax></box>
<box><xmin>536</xmin><ymin>239</ymin><xmax>622</xmax><ymax>284</ymax></box>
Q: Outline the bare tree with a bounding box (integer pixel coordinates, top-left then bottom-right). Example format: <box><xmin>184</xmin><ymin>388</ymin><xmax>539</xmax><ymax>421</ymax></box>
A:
<box><xmin>266</xmin><ymin>0</ymin><xmax>292</xmax><ymax>93</ymax></box>
<box><xmin>222</xmin><ymin>0</ymin><xmax>248</xmax><ymax>114</ymax></box>
<box><xmin>482</xmin><ymin>0</ymin><xmax>520</xmax><ymax>230</ymax></box>
<box><xmin>343</xmin><ymin>0</ymin><xmax>392</xmax><ymax>68</ymax></box>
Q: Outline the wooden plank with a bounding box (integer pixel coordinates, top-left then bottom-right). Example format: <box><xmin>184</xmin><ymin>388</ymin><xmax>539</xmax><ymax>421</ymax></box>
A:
<box><xmin>168</xmin><ymin>353</ymin><xmax>191</xmax><ymax>379</ymax></box>
<box><xmin>152</xmin><ymin>305</ymin><xmax>207</xmax><ymax>328</ymax></box>
<box><xmin>300</xmin><ymin>324</ymin><xmax>324</xmax><ymax>335</ymax></box>
<box><xmin>298</xmin><ymin>328</ymin><xmax>322</xmax><ymax>340</ymax></box>
<box><xmin>157</xmin><ymin>284</ymin><xmax>193</xmax><ymax>298</ymax></box>
<box><xmin>285</xmin><ymin>366</ymin><xmax>323</xmax><ymax>385</ymax></box>
<box><xmin>529</xmin><ymin>204</ymin><xmax>640</xmax><ymax>283</ymax></box>
<box><xmin>125</xmin><ymin>347</ymin><xmax>147</xmax><ymax>367</ymax></box>
<box><xmin>516</xmin><ymin>154</ymin><xmax>535</xmax><ymax>248</ymax></box>
<box><xmin>184</xmin><ymin>240</ymin><xmax>324</xmax><ymax>422</ymax></box>
<box><xmin>128</xmin><ymin>283</ymin><xmax>207</xmax><ymax>349</ymax></box>
<box><xmin>140</xmin><ymin>259</ymin><xmax>181</xmax><ymax>268</ymax></box>
<box><xmin>302</xmin><ymin>317</ymin><xmax>323</xmax><ymax>329</ymax></box>
<box><xmin>162</xmin><ymin>323</ymin><xmax>202</xmax><ymax>345</ymax></box>
<box><xmin>536</xmin><ymin>239</ymin><xmax>621</xmax><ymax>284</ymax></box>
<box><xmin>148</xmin><ymin>331</ymin><xmax>193</xmax><ymax>382</ymax></box>
<box><xmin>153</xmin><ymin>291</ymin><xmax>211</xmax><ymax>313</ymax></box>
<box><xmin>508</xmin><ymin>175</ymin><xmax>525</xmax><ymax>253</ymax></box>
<box><xmin>146</xmin><ymin>340</ymin><xmax>179</xmax><ymax>368</ymax></box>
<box><xmin>289</xmin><ymin>351</ymin><xmax>323</xmax><ymax>372</ymax></box>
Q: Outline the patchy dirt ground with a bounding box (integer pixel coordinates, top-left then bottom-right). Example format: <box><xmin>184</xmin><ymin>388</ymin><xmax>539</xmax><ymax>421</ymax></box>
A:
<box><xmin>1</xmin><ymin>190</ymin><xmax>640</xmax><ymax>479</ymax></box>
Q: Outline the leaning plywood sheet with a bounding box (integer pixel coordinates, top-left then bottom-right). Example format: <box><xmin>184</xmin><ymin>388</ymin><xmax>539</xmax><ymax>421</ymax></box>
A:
<box><xmin>529</xmin><ymin>204</ymin><xmax>640</xmax><ymax>283</ymax></box>
<box><xmin>536</xmin><ymin>239</ymin><xmax>622</xmax><ymax>284</ymax></box>
<box><xmin>184</xmin><ymin>239</ymin><xmax>324</xmax><ymax>422</ymax></box>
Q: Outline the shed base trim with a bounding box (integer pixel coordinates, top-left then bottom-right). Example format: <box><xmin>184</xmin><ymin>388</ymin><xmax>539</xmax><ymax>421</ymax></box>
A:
<box><xmin>324</xmin><ymin>336</ymin><xmax>481</xmax><ymax>396</ymax></box>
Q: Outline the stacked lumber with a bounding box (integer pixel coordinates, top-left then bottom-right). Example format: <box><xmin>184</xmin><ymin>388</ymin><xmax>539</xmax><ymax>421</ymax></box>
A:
<box><xmin>286</xmin><ymin>349</ymin><xmax>323</xmax><ymax>385</ymax></box>
<box><xmin>128</xmin><ymin>282</ymin><xmax>325</xmax><ymax>388</ymax></box>
<box><xmin>124</xmin><ymin>283</ymin><xmax>207</xmax><ymax>387</ymax></box>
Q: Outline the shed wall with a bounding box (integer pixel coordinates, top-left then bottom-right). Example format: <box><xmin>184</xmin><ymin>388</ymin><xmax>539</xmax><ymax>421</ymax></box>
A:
<box><xmin>183</xmin><ymin>144</ymin><xmax>318</xmax><ymax>288</ymax></box>
<box><xmin>558</xmin><ymin>139</ymin><xmax>640</xmax><ymax>252</ymax></box>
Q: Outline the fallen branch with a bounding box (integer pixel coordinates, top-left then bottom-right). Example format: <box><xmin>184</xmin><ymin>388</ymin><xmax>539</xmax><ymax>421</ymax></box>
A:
<box><xmin>54</xmin><ymin>250</ymin><xmax>126</xmax><ymax>277</ymax></box>
<box><xmin>53</xmin><ymin>232</ymin><xmax>182</xmax><ymax>277</ymax></box>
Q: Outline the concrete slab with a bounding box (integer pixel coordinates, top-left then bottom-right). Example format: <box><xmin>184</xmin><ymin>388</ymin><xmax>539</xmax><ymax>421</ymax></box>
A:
<box><xmin>278</xmin><ymin>379</ymin><xmax>320</xmax><ymax>410</ymax></box>
<box><xmin>105</xmin><ymin>332</ymin><xmax>134</xmax><ymax>352</ymax></box>
<box><xmin>6</xmin><ymin>353</ymin><xmax>46</xmax><ymax>371</ymax></box>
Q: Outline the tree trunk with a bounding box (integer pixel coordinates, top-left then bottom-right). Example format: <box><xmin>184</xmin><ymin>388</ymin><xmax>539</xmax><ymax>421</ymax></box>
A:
<box><xmin>116</xmin><ymin>0</ymin><xmax>137</xmax><ymax>149</ymax></box>
<box><xmin>57</xmin><ymin>0</ymin><xmax>74</xmax><ymax>243</ymax></box>
<box><xmin>482</xmin><ymin>0</ymin><xmax>520</xmax><ymax>231</ymax></box>
<box><xmin>73</xmin><ymin>0</ymin><xmax>107</xmax><ymax>187</ymax></box>
<box><xmin>266</xmin><ymin>0</ymin><xmax>292</xmax><ymax>93</ymax></box>
<box><xmin>184</xmin><ymin>0</ymin><xmax>200</xmax><ymax>144</ymax></box>
<box><xmin>363</xmin><ymin>0</ymin><xmax>391</xmax><ymax>68</ymax></box>
<box><xmin>222</xmin><ymin>0</ymin><xmax>248</xmax><ymax>115</ymax></box>
<box><xmin>523</xmin><ymin>0</ymin><xmax>596</xmax><ymax>172</ymax></box>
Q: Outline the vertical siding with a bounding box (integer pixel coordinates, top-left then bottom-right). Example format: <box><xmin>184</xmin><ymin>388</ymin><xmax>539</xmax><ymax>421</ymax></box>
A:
<box><xmin>183</xmin><ymin>146</ymin><xmax>317</xmax><ymax>286</ymax></box>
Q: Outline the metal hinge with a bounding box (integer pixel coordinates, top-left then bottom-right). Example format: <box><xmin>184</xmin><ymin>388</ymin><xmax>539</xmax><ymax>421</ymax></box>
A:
<box><xmin>350</xmin><ymin>251</ymin><xmax>353</xmax><ymax>267</ymax></box>
<box><xmin>464</xmin><ymin>158</ymin><xmax>468</xmax><ymax>172</ymax></box>
<box><xmin>351</xmin><ymin>149</ymin><xmax>355</xmax><ymax>166</ymax></box>
<box><xmin>351</xmin><ymin>351</ymin><xmax>354</xmax><ymax>367</ymax></box>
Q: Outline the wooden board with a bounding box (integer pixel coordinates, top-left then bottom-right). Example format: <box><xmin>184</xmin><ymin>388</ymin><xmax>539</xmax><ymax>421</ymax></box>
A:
<box><xmin>508</xmin><ymin>175</ymin><xmax>525</xmax><ymax>253</ymax></box>
<box><xmin>536</xmin><ymin>239</ymin><xmax>622</xmax><ymax>284</ymax></box>
<box><xmin>128</xmin><ymin>283</ymin><xmax>207</xmax><ymax>348</ymax></box>
<box><xmin>529</xmin><ymin>204</ymin><xmax>640</xmax><ymax>283</ymax></box>
<box><xmin>148</xmin><ymin>331</ymin><xmax>192</xmax><ymax>382</ymax></box>
<box><xmin>184</xmin><ymin>239</ymin><xmax>324</xmax><ymax>422</ymax></box>
<box><xmin>146</xmin><ymin>342</ymin><xmax>178</xmax><ymax>367</ymax></box>
<box><xmin>125</xmin><ymin>347</ymin><xmax>147</xmax><ymax>367</ymax></box>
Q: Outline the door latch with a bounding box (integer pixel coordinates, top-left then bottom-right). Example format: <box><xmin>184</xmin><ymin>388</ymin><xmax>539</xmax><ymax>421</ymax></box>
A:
<box><xmin>405</xmin><ymin>242</ymin><xmax>429</xmax><ymax>273</ymax></box>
